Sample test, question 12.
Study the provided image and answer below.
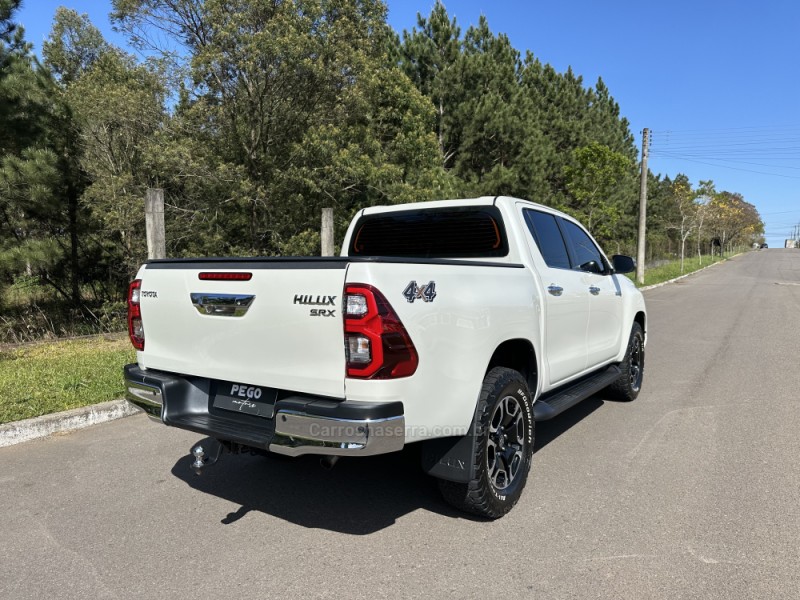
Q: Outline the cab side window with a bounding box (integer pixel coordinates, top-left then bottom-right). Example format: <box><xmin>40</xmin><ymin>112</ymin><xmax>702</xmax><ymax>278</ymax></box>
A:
<box><xmin>560</xmin><ymin>219</ymin><xmax>606</xmax><ymax>274</ymax></box>
<box><xmin>523</xmin><ymin>210</ymin><xmax>571</xmax><ymax>270</ymax></box>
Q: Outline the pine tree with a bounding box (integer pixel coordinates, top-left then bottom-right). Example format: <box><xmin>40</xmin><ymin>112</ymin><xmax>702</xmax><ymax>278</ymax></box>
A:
<box><xmin>398</xmin><ymin>1</ymin><xmax>462</xmax><ymax>166</ymax></box>
<box><xmin>0</xmin><ymin>2</ymin><xmax>73</xmax><ymax>307</ymax></box>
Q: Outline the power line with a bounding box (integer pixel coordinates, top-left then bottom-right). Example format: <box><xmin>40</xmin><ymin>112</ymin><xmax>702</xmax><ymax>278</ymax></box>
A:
<box><xmin>649</xmin><ymin>126</ymin><xmax>800</xmax><ymax>183</ymax></box>
<box><xmin>650</xmin><ymin>154</ymin><xmax>800</xmax><ymax>170</ymax></box>
<box><xmin>657</xmin><ymin>140</ymin><xmax>800</xmax><ymax>147</ymax></box>
<box><xmin>649</xmin><ymin>152</ymin><xmax>800</xmax><ymax>179</ymax></box>
<box><xmin>652</xmin><ymin>125</ymin><xmax>800</xmax><ymax>134</ymax></box>
<box><xmin>760</xmin><ymin>209</ymin><xmax>800</xmax><ymax>215</ymax></box>
<box><xmin>654</xmin><ymin>133</ymin><xmax>800</xmax><ymax>143</ymax></box>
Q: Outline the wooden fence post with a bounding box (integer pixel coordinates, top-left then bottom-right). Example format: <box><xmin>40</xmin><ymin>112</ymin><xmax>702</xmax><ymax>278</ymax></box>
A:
<box><xmin>321</xmin><ymin>208</ymin><xmax>334</xmax><ymax>256</ymax></box>
<box><xmin>145</xmin><ymin>188</ymin><xmax>166</xmax><ymax>260</ymax></box>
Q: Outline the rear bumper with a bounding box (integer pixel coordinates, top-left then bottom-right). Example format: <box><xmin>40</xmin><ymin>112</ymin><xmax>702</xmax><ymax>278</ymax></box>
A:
<box><xmin>269</xmin><ymin>410</ymin><xmax>404</xmax><ymax>457</ymax></box>
<box><xmin>126</xmin><ymin>379</ymin><xmax>164</xmax><ymax>421</ymax></box>
<box><xmin>123</xmin><ymin>364</ymin><xmax>405</xmax><ymax>457</ymax></box>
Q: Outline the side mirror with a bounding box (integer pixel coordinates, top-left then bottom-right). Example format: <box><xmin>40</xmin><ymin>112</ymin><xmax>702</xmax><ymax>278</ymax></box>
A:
<box><xmin>579</xmin><ymin>260</ymin><xmax>605</xmax><ymax>274</ymax></box>
<box><xmin>611</xmin><ymin>255</ymin><xmax>636</xmax><ymax>274</ymax></box>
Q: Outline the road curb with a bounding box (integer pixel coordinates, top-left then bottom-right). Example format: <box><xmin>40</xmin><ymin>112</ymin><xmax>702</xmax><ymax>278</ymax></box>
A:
<box><xmin>0</xmin><ymin>399</ymin><xmax>142</xmax><ymax>448</ymax></box>
<box><xmin>639</xmin><ymin>254</ymin><xmax>740</xmax><ymax>291</ymax></box>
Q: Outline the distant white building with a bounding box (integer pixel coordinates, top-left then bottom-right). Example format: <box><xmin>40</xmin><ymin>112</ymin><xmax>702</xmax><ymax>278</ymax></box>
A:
<box><xmin>786</xmin><ymin>239</ymin><xmax>797</xmax><ymax>248</ymax></box>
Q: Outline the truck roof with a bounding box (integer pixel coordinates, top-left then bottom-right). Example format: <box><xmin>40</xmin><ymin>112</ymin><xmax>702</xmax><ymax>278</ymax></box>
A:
<box><xmin>358</xmin><ymin>196</ymin><xmax>569</xmax><ymax>220</ymax></box>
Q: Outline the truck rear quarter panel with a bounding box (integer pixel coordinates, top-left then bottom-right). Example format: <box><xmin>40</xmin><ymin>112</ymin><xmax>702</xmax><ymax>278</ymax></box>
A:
<box><xmin>344</xmin><ymin>261</ymin><xmax>539</xmax><ymax>442</ymax></box>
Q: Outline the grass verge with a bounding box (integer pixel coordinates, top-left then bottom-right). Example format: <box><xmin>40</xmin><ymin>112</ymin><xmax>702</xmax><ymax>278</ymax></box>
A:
<box><xmin>631</xmin><ymin>253</ymin><xmax>733</xmax><ymax>287</ymax></box>
<box><xmin>0</xmin><ymin>336</ymin><xmax>134</xmax><ymax>425</ymax></box>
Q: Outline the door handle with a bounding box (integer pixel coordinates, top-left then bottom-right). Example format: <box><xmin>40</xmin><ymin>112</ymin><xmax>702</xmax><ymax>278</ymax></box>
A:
<box><xmin>547</xmin><ymin>285</ymin><xmax>563</xmax><ymax>297</ymax></box>
<box><xmin>190</xmin><ymin>293</ymin><xmax>255</xmax><ymax>316</ymax></box>
<box><xmin>589</xmin><ymin>286</ymin><xmax>600</xmax><ymax>296</ymax></box>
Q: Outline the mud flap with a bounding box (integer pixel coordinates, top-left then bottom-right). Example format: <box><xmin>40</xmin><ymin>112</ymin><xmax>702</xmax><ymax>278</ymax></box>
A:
<box><xmin>421</xmin><ymin>432</ymin><xmax>479</xmax><ymax>483</ymax></box>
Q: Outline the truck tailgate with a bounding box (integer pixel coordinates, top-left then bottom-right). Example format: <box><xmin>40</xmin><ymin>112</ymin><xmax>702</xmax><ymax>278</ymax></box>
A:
<box><xmin>136</xmin><ymin>260</ymin><xmax>347</xmax><ymax>398</ymax></box>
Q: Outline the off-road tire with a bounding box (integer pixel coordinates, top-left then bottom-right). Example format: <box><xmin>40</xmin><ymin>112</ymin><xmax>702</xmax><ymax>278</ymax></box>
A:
<box><xmin>608</xmin><ymin>322</ymin><xmax>645</xmax><ymax>401</ymax></box>
<box><xmin>438</xmin><ymin>367</ymin><xmax>534</xmax><ymax>519</ymax></box>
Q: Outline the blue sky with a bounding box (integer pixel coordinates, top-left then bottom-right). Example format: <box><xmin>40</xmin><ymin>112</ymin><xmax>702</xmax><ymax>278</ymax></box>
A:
<box><xmin>16</xmin><ymin>0</ymin><xmax>800</xmax><ymax>245</ymax></box>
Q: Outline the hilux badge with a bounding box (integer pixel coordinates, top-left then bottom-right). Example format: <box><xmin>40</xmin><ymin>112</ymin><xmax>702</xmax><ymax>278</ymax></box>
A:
<box><xmin>403</xmin><ymin>281</ymin><xmax>437</xmax><ymax>303</ymax></box>
<box><xmin>293</xmin><ymin>294</ymin><xmax>336</xmax><ymax>306</ymax></box>
<box><xmin>294</xmin><ymin>294</ymin><xmax>337</xmax><ymax>317</ymax></box>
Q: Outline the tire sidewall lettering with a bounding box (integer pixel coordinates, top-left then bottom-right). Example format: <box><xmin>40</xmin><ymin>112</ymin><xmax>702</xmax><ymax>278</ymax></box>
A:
<box><xmin>485</xmin><ymin>379</ymin><xmax>533</xmax><ymax>502</ymax></box>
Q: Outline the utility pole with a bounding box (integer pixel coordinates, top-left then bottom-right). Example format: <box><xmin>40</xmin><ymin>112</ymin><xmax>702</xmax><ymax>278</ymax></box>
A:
<box><xmin>145</xmin><ymin>188</ymin><xmax>166</xmax><ymax>260</ymax></box>
<box><xmin>635</xmin><ymin>128</ymin><xmax>650</xmax><ymax>284</ymax></box>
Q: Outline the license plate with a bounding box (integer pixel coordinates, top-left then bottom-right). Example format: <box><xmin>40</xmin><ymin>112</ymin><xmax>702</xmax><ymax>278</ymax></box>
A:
<box><xmin>212</xmin><ymin>381</ymin><xmax>276</xmax><ymax>419</ymax></box>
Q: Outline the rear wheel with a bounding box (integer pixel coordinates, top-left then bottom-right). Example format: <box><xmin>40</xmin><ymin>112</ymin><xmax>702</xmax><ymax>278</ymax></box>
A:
<box><xmin>608</xmin><ymin>322</ymin><xmax>644</xmax><ymax>401</ymax></box>
<box><xmin>438</xmin><ymin>367</ymin><xmax>534</xmax><ymax>519</ymax></box>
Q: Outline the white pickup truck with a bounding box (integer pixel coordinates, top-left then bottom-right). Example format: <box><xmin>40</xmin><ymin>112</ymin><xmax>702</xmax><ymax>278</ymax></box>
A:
<box><xmin>124</xmin><ymin>196</ymin><xmax>646</xmax><ymax>518</ymax></box>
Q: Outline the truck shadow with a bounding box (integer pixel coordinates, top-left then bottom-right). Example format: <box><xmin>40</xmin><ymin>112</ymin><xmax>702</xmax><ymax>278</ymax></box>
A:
<box><xmin>170</xmin><ymin>443</ymin><xmax>472</xmax><ymax>534</ymax></box>
<box><xmin>169</xmin><ymin>396</ymin><xmax>605</xmax><ymax>534</ymax></box>
<box><xmin>534</xmin><ymin>396</ymin><xmax>604</xmax><ymax>450</ymax></box>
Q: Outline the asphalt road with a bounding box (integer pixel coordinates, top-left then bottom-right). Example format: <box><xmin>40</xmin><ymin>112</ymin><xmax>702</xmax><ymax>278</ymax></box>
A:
<box><xmin>2</xmin><ymin>250</ymin><xmax>799</xmax><ymax>599</ymax></box>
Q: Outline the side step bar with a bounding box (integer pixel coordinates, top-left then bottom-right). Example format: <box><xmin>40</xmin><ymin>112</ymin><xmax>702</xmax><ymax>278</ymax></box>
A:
<box><xmin>533</xmin><ymin>365</ymin><xmax>621</xmax><ymax>421</ymax></box>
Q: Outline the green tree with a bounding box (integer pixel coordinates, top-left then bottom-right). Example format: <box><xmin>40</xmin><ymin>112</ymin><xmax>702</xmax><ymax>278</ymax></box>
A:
<box><xmin>275</xmin><ymin>60</ymin><xmax>455</xmax><ymax>252</ymax></box>
<box><xmin>0</xmin><ymin>2</ymin><xmax>79</xmax><ymax>307</ymax></box>
<box><xmin>43</xmin><ymin>7</ymin><xmax>109</xmax><ymax>84</ymax></box>
<box><xmin>562</xmin><ymin>142</ymin><xmax>633</xmax><ymax>246</ymax></box>
<box><xmin>398</xmin><ymin>0</ymin><xmax>461</xmax><ymax>165</ymax></box>
<box><xmin>520</xmin><ymin>57</ymin><xmax>638</xmax><ymax>212</ymax></box>
<box><xmin>662</xmin><ymin>174</ymin><xmax>697</xmax><ymax>273</ymax></box>
<box><xmin>112</xmin><ymin>0</ymin><xmax>447</xmax><ymax>257</ymax></box>
<box><xmin>64</xmin><ymin>48</ymin><xmax>166</xmax><ymax>277</ymax></box>
<box><xmin>694</xmin><ymin>179</ymin><xmax>715</xmax><ymax>263</ymax></box>
<box><xmin>452</xmin><ymin>17</ymin><xmax>533</xmax><ymax>196</ymax></box>
<box><xmin>401</xmin><ymin>9</ymin><xmax>552</xmax><ymax>200</ymax></box>
<box><xmin>707</xmin><ymin>191</ymin><xmax>764</xmax><ymax>256</ymax></box>
<box><xmin>0</xmin><ymin>0</ymin><xmax>46</xmax><ymax>155</ymax></box>
<box><xmin>41</xmin><ymin>7</ymin><xmax>168</xmax><ymax>301</ymax></box>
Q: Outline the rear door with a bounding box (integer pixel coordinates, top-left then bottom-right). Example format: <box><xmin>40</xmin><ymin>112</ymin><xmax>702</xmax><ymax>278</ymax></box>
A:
<box><xmin>521</xmin><ymin>209</ymin><xmax>590</xmax><ymax>384</ymax></box>
<box><xmin>136</xmin><ymin>259</ymin><xmax>348</xmax><ymax>398</ymax></box>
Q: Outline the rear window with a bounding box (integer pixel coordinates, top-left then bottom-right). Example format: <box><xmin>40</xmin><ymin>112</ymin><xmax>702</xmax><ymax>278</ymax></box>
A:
<box><xmin>348</xmin><ymin>206</ymin><xmax>509</xmax><ymax>258</ymax></box>
<box><xmin>523</xmin><ymin>209</ymin><xmax>571</xmax><ymax>270</ymax></box>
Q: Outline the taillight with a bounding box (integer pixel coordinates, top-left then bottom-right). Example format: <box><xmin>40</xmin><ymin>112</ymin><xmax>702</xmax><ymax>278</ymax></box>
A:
<box><xmin>128</xmin><ymin>279</ymin><xmax>144</xmax><ymax>350</ymax></box>
<box><xmin>344</xmin><ymin>284</ymin><xmax>418</xmax><ymax>379</ymax></box>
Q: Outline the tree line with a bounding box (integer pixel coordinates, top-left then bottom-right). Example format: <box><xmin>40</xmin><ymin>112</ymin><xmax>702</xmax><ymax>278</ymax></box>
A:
<box><xmin>0</xmin><ymin>0</ymin><xmax>764</xmax><ymax>340</ymax></box>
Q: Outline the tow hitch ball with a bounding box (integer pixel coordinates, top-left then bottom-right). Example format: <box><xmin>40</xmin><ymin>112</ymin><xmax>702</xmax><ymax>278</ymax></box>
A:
<box><xmin>190</xmin><ymin>442</ymin><xmax>223</xmax><ymax>475</ymax></box>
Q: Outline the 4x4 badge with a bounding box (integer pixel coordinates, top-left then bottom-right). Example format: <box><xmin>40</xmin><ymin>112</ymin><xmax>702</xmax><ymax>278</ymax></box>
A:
<box><xmin>403</xmin><ymin>281</ymin><xmax>437</xmax><ymax>303</ymax></box>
